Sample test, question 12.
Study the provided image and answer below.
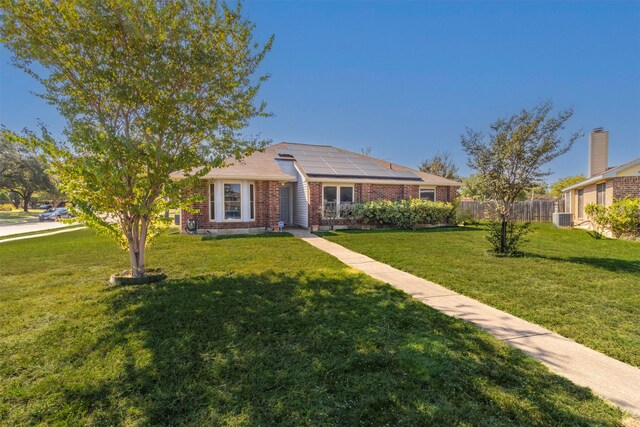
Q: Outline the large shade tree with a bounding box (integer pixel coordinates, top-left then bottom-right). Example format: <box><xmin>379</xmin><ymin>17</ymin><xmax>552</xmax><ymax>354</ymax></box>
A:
<box><xmin>0</xmin><ymin>133</ymin><xmax>56</xmax><ymax>212</ymax></box>
<box><xmin>0</xmin><ymin>0</ymin><xmax>272</xmax><ymax>277</ymax></box>
<box><xmin>461</xmin><ymin>101</ymin><xmax>580</xmax><ymax>255</ymax></box>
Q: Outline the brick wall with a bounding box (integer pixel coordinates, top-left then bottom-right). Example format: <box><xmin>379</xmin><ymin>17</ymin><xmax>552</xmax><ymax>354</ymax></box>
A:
<box><xmin>367</xmin><ymin>184</ymin><xmax>405</xmax><ymax>201</ymax></box>
<box><xmin>255</xmin><ymin>180</ymin><xmax>281</xmax><ymax>227</ymax></box>
<box><xmin>185</xmin><ymin>180</ymin><xmax>461</xmax><ymax>231</ymax></box>
<box><xmin>308</xmin><ymin>182</ymin><xmax>322</xmax><ymax>227</ymax></box>
<box><xmin>436</xmin><ymin>186</ymin><xmax>458</xmax><ymax>202</ymax></box>
<box><xmin>613</xmin><ymin>176</ymin><xmax>640</xmax><ymax>201</ymax></box>
<box><xmin>181</xmin><ymin>180</ymin><xmax>280</xmax><ymax>231</ymax></box>
<box><xmin>307</xmin><ymin>182</ymin><xmax>458</xmax><ymax>227</ymax></box>
<box><xmin>181</xmin><ymin>182</ymin><xmax>209</xmax><ymax>229</ymax></box>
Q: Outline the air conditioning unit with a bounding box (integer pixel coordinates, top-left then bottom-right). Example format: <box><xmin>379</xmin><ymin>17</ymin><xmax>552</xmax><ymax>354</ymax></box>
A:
<box><xmin>552</xmin><ymin>212</ymin><xmax>573</xmax><ymax>227</ymax></box>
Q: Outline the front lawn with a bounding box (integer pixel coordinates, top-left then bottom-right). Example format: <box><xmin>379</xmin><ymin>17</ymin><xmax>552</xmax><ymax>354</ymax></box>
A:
<box><xmin>0</xmin><ymin>229</ymin><xmax>624</xmax><ymax>425</ymax></box>
<box><xmin>322</xmin><ymin>223</ymin><xmax>640</xmax><ymax>367</ymax></box>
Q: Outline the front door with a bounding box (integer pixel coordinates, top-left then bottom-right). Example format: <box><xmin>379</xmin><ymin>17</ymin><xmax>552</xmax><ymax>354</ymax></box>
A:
<box><xmin>279</xmin><ymin>187</ymin><xmax>290</xmax><ymax>225</ymax></box>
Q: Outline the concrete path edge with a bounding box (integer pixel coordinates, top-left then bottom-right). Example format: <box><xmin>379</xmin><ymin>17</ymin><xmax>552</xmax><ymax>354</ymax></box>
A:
<box><xmin>0</xmin><ymin>226</ymin><xmax>87</xmax><ymax>244</ymax></box>
<box><xmin>290</xmin><ymin>229</ymin><xmax>640</xmax><ymax>418</ymax></box>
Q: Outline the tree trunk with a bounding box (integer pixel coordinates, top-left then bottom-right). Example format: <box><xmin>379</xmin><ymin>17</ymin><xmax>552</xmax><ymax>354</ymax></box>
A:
<box><xmin>23</xmin><ymin>195</ymin><xmax>30</xmax><ymax>212</ymax></box>
<box><xmin>126</xmin><ymin>217</ymin><xmax>148</xmax><ymax>278</ymax></box>
<box><xmin>500</xmin><ymin>218</ymin><xmax>507</xmax><ymax>253</ymax></box>
<box><xmin>128</xmin><ymin>245</ymin><xmax>145</xmax><ymax>277</ymax></box>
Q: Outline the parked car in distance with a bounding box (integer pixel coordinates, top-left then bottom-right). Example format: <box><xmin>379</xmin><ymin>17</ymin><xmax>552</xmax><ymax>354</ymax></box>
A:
<box><xmin>38</xmin><ymin>208</ymin><xmax>56</xmax><ymax>222</ymax></box>
<box><xmin>37</xmin><ymin>203</ymin><xmax>52</xmax><ymax>210</ymax></box>
<box><xmin>40</xmin><ymin>207</ymin><xmax>72</xmax><ymax>221</ymax></box>
<box><xmin>50</xmin><ymin>208</ymin><xmax>73</xmax><ymax>221</ymax></box>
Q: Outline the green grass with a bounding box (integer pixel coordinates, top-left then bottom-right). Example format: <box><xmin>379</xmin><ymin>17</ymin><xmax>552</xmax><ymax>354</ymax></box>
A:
<box><xmin>0</xmin><ymin>209</ymin><xmax>44</xmax><ymax>224</ymax></box>
<box><xmin>323</xmin><ymin>223</ymin><xmax>640</xmax><ymax>368</ymax></box>
<box><xmin>0</xmin><ymin>229</ymin><xmax>625</xmax><ymax>425</ymax></box>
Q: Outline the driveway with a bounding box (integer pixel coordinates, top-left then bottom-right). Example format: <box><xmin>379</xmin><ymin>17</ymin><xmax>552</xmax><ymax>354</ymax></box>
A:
<box><xmin>0</xmin><ymin>221</ymin><xmax>79</xmax><ymax>237</ymax></box>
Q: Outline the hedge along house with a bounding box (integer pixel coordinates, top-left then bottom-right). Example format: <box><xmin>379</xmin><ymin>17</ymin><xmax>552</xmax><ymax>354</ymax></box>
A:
<box><xmin>562</xmin><ymin>128</ymin><xmax>640</xmax><ymax>224</ymax></box>
<box><xmin>176</xmin><ymin>142</ymin><xmax>461</xmax><ymax>234</ymax></box>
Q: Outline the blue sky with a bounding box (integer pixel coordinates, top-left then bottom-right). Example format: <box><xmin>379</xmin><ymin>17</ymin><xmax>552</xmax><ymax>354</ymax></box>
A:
<box><xmin>1</xmin><ymin>1</ymin><xmax>639</xmax><ymax>182</ymax></box>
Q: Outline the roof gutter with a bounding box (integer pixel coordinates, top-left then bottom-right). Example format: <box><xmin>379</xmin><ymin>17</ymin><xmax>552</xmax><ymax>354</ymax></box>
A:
<box><xmin>306</xmin><ymin>173</ymin><xmax>422</xmax><ymax>182</ymax></box>
<box><xmin>305</xmin><ymin>176</ymin><xmax>446</xmax><ymax>185</ymax></box>
<box><xmin>562</xmin><ymin>156</ymin><xmax>640</xmax><ymax>192</ymax></box>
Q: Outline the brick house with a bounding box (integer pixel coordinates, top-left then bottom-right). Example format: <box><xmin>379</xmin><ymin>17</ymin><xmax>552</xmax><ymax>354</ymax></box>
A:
<box><xmin>178</xmin><ymin>142</ymin><xmax>461</xmax><ymax>234</ymax></box>
<box><xmin>562</xmin><ymin>129</ymin><xmax>640</xmax><ymax>223</ymax></box>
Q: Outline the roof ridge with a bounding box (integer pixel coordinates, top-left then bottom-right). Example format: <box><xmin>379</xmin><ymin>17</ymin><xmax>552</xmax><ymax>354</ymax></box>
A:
<box><xmin>270</xmin><ymin>141</ymin><xmax>462</xmax><ymax>186</ymax></box>
<box><xmin>274</xmin><ymin>141</ymin><xmax>335</xmax><ymax>148</ymax></box>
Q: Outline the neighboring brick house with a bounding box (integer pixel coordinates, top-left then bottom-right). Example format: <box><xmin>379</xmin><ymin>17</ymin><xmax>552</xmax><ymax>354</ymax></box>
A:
<box><xmin>562</xmin><ymin>128</ymin><xmax>640</xmax><ymax>224</ymax></box>
<box><xmin>177</xmin><ymin>142</ymin><xmax>461</xmax><ymax>234</ymax></box>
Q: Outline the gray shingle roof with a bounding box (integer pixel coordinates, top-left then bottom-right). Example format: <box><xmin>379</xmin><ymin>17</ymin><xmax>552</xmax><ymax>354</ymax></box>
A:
<box><xmin>173</xmin><ymin>142</ymin><xmax>462</xmax><ymax>186</ymax></box>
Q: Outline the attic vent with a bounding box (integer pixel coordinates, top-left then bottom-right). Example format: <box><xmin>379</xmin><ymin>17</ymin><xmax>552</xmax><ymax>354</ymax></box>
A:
<box><xmin>278</xmin><ymin>153</ymin><xmax>294</xmax><ymax>158</ymax></box>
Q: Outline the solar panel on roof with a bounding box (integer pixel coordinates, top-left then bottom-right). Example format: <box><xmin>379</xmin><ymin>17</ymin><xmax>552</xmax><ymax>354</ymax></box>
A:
<box><xmin>277</xmin><ymin>145</ymin><xmax>421</xmax><ymax>180</ymax></box>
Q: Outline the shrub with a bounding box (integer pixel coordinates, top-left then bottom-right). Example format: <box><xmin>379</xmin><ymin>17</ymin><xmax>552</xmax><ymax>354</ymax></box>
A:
<box><xmin>455</xmin><ymin>207</ymin><xmax>476</xmax><ymax>225</ymax></box>
<box><xmin>485</xmin><ymin>221</ymin><xmax>531</xmax><ymax>256</ymax></box>
<box><xmin>585</xmin><ymin>197</ymin><xmax>640</xmax><ymax>239</ymax></box>
<box><xmin>584</xmin><ymin>203</ymin><xmax>608</xmax><ymax>239</ymax></box>
<box><xmin>607</xmin><ymin>198</ymin><xmax>640</xmax><ymax>238</ymax></box>
<box><xmin>0</xmin><ymin>203</ymin><xmax>13</xmax><ymax>211</ymax></box>
<box><xmin>349</xmin><ymin>199</ymin><xmax>455</xmax><ymax>229</ymax></box>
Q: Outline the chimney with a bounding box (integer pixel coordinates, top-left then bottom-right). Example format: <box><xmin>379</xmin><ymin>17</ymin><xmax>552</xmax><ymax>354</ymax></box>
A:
<box><xmin>588</xmin><ymin>128</ymin><xmax>608</xmax><ymax>177</ymax></box>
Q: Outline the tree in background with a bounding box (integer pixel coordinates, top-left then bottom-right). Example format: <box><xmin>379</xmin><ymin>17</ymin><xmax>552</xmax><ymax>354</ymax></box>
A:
<box><xmin>550</xmin><ymin>175</ymin><xmax>585</xmax><ymax>199</ymax></box>
<box><xmin>0</xmin><ymin>134</ymin><xmax>56</xmax><ymax>211</ymax></box>
<box><xmin>461</xmin><ymin>174</ymin><xmax>549</xmax><ymax>201</ymax></box>
<box><xmin>359</xmin><ymin>147</ymin><xmax>373</xmax><ymax>156</ymax></box>
<box><xmin>1</xmin><ymin>1</ymin><xmax>272</xmax><ymax>278</ymax></box>
<box><xmin>461</xmin><ymin>101</ymin><xmax>580</xmax><ymax>255</ymax></box>
<box><xmin>522</xmin><ymin>182</ymin><xmax>551</xmax><ymax>200</ymax></box>
<box><xmin>419</xmin><ymin>151</ymin><xmax>461</xmax><ymax>181</ymax></box>
<box><xmin>460</xmin><ymin>174</ymin><xmax>490</xmax><ymax>200</ymax></box>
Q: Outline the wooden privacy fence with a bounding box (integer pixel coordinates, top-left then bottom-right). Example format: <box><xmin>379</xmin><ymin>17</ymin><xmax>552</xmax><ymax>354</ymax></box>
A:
<box><xmin>459</xmin><ymin>200</ymin><xmax>558</xmax><ymax>222</ymax></box>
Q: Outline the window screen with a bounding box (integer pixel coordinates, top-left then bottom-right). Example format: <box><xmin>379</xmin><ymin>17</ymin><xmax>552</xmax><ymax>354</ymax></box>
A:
<box><xmin>209</xmin><ymin>183</ymin><xmax>215</xmax><ymax>221</ymax></box>
<box><xmin>224</xmin><ymin>183</ymin><xmax>241</xmax><ymax>220</ymax></box>
<box><xmin>420</xmin><ymin>189</ymin><xmax>435</xmax><ymax>201</ymax></box>
<box><xmin>596</xmin><ymin>183</ymin><xmax>606</xmax><ymax>205</ymax></box>
<box><xmin>340</xmin><ymin>187</ymin><xmax>353</xmax><ymax>203</ymax></box>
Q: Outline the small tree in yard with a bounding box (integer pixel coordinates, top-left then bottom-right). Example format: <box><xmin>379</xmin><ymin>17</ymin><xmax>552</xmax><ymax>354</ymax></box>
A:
<box><xmin>461</xmin><ymin>101</ymin><xmax>580</xmax><ymax>255</ymax></box>
<box><xmin>0</xmin><ymin>134</ymin><xmax>57</xmax><ymax>212</ymax></box>
<box><xmin>1</xmin><ymin>1</ymin><xmax>272</xmax><ymax>278</ymax></box>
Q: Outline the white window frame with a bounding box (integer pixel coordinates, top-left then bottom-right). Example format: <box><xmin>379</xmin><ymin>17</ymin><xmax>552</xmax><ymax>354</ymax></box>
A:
<box><xmin>322</xmin><ymin>184</ymin><xmax>354</xmax><ymax>219</ymax></box>
<box><xmin>222</xmin><ymin>181</ymin><xmax>243</xmax><ymax>222</ymax></box>
<box><xmin>419</xmin><ymin>187</ymin><xmax>436</xmax><ymax>202</ymax></box>
<box><xmin>208</xmin><ymin>182</ymin><xmax>215</xmax><ymax>222</ymax></box>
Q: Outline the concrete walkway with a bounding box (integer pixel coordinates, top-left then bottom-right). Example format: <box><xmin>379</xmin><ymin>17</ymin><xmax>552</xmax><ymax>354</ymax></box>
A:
<box><xmin>290</xmin><ymin>229</ymin><xmax>640</xmax><ymax>417</ymax></box>
<box><xmin>0</xmin><ymin>226</ymin><xmax>86</xmax><ymax>244</ymax></box>
<box><xmin>0</xmin><ymin>220</ymin><xmax>79</xmax><ymax>237</ymax></box>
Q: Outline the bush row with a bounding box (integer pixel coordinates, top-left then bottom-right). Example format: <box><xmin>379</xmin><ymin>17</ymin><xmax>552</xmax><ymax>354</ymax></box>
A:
<box><xmin>585</xmin><ymin>197</ymin><xmax>640</xmax><ymax>239</ymax></box>
<box><xmin>347</xmin><ymin>199</ymin><xmax>455</xmax><ymax>229</ymax></box>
